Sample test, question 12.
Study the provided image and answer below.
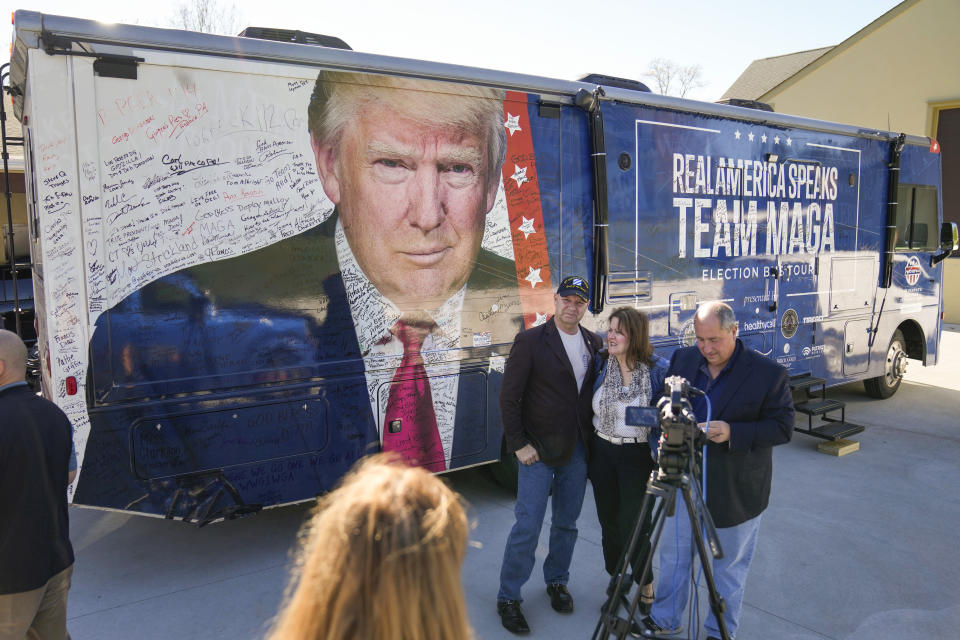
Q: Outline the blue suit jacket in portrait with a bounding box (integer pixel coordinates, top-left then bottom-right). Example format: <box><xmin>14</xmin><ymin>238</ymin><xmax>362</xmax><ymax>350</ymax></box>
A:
<box><xmin>80</xmin><ymin>213</ymin><xmax>523</xmax><ymax>514</ymax></box>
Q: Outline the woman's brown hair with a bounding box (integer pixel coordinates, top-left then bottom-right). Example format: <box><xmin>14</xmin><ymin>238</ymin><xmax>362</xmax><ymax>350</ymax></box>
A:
<box><xmin>609</xmin><ymin>306</ymin><xmax>655</xmax><ymax>370</ymax></box>
<box><xmin>267</xmin><ymin>454</ymin><xmax>471</xmax><ymax>640</ymax></box>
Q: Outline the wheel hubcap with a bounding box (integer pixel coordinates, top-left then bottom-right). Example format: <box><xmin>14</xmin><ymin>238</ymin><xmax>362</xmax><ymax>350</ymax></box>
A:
<box><xmin>886</xmin><ymin>342</ymin><xmax>907</xmax><ymax>384</ymax></box>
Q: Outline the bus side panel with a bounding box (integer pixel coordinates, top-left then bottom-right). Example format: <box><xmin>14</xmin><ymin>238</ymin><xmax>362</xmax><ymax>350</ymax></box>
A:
<box><xmin>25</xmin><ymin>52</ymin><xmax>93</xmax><ymax>502</ymax></box>
<box><xmin>53</xmin><ymin>60</ymin><xmax>551</xmax><ymax>516</ymax></box>
<box><xmin>597</xmin><ymin>101</ymin><xmax>912</xmax><ymax>387</ymax></box>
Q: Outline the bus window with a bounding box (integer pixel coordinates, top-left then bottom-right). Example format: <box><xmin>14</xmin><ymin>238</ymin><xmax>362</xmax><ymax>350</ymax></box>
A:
<box><xmin>896</xmin><ymin>184</ymin><xmax>939</xmax><ymax>251</ymax></box>
<box><xmin>911</xmin><ymin>186</ymin><xmax>938</xmax><ymax>250</ymax></box>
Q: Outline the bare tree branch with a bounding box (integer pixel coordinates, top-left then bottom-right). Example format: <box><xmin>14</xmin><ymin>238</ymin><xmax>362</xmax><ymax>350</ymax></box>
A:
<box><xmin>170</xmin><ymin>0</ymin><xmax>242</xmax><ymax>36</ymax></box>
<box><xmin>644</xmin><ymin>58</ymin><xmax>705</xmax><ymax>98</ymax></box>
<box><xmin>676</xmin><ymin>64</ymin><xmax>706</xmax><ymax>98</ymax></box>
<box><xmin>645</xmin><ymin>58</ymin><xmax>674</xmax><ymax>95</ymax></box>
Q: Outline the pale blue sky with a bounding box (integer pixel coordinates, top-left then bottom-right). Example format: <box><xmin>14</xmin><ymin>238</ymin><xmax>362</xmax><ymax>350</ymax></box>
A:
<box><xmin>4</xmin><ymin>0</ymin><xmax>904</xmax><ymax>101</ymax></box>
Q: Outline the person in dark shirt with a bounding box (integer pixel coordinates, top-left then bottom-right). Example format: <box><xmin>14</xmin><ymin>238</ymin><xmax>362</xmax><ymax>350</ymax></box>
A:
<box><xmin>639</xmin><ymin>302</ymin><xmax>794</xmax><ymax>640</ymax></box>
<box><xmin>0</xmin><ymin>329</ymin><xmax>75</xmax><ymax>640</ymax></box>
<box><xmin>496</xmin><ymin>276</ymin><xmax>603</xmax><ymax>634</ymax></box>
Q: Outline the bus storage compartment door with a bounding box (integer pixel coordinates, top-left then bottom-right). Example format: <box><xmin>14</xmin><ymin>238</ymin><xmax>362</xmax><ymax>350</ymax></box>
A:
<box><xmin>842</xmin><ymin>319</ymin><xmax>871</xmax><ymax>376</ymax></box>
<box><xmin>452</xmin><ymin>366</ymin><xmax>493</xmax><ymax>466</ymax></box>
<box><xmin>130</xmin><ymin>397</ymin><xmax>329</xmax><ymax>481</ymax></box>
<box><xmin>829</xmin><ymin>256</ymin><xmax>876</xmax><ymax>314</ymax></box>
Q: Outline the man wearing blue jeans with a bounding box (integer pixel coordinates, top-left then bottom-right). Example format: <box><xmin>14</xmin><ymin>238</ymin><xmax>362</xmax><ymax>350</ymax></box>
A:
<box><xmin>649</xmin><ymin>506</ymin><xmax>762</xmax><ymax>639</ymax></box>
<box><xmin>641</xmin><ymin>302</ymin><xmax>793</xmax><ymax>639</ymax></box>
<box><xmin>496</xmin><ymin>277</ymin><xmax>602</xmax><ymax>634</ymax></box>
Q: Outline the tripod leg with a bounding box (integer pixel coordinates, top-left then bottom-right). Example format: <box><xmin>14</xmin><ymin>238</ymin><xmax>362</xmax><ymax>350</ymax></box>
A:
<box><xmin>610</xmin><ymin>471</ymin><xmax>661</xmax><ymax>594</ymax></box>
<box><xmin>679</xmin><ymin>482</ymin><xmax>731</xmax><ymax>640</ymax></box>
<box><xmin>593</xmin><ymin>480</ymin><xmax>672</xmax><ymax>640</ymax></box>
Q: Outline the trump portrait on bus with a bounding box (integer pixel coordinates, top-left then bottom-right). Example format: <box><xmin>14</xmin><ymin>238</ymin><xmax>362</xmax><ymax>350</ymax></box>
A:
<box><xmin>81</xmin><ymin>70</ymin><xmax>523</xmax><ymax>514</ymax></box>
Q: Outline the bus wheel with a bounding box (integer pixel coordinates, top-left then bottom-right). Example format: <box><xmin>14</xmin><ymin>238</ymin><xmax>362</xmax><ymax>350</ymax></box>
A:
<box><xmin>864</xmin><ymin>330</ymin><xmax>907</xmax><ymax>399</ymax></box>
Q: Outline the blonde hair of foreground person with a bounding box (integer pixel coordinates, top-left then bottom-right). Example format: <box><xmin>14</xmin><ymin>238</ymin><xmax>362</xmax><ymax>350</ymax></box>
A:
<box><xmin>267</xmin><ymin>454</ymin><xmax>471</xmax><ymax>640</ymax></box>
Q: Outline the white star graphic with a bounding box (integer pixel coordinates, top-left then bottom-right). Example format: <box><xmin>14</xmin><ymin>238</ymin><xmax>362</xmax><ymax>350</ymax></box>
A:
<box><xmin>511</xmin><ymin>164</ymin><xmax>529</xmax><ymax>188</ymax></box>
<box><xmin>748</xmin><ymin>132</ymin><xmax>755</xmax><ymax>142</ymax></box>
<box><xmin>734</xmin><ymin>130</ymin><xmax>741</xmax><ymax>140</ymax></box>
<box><xmin>518</xmin><ymin>216</ymin><xmax>536</xmax><ymax>239</ymax></box>
<box><xmin>524</xmin><ymin>266</ymin><xmax>543</xmax><ymax>288</ymax></box>
<box><xmin>786</xmin><ymin>137</ymin><xmax>793</xmax><ymax>146</ymax></box>
<box><xmin>774</xmin><ymin>135</ymin><xmax>780</xmax><ymax>144</ymax></box>
<box><xmin>761</xmin><ymin>134</ymin><xmax>768</xmax><ymax>143</ymax></box>
<box><xmin>504</xmin><ymin>113</ymin><xmax>522</xmax><ymax>137</ymax></box>
<box><xmin>533</xmin><ymin>312</ymin><xmax>548</xmax><ymax>326</ymax></box>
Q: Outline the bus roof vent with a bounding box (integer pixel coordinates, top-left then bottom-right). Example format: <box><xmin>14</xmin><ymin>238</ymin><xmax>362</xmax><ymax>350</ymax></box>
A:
<box><xmin>577</xmin><ymin>74</ymin><xmax>651</xmax><ymax>93</ymax></box>
<box><xmin>237</xmin><ymin>27</ymin><xmax>351</xmax><ymax>50</ymax></box>
<box><xmin>716</xmin><ymin>98</ymin><xmax>774</xmax><ymax>112</ymax></box>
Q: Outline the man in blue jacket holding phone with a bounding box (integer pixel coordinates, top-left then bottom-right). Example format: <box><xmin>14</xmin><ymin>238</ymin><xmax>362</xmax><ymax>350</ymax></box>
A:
<box><xmin>641</xmin><ymin>302</ymin><xmax>794</xmax><ymax>640</ymax></box>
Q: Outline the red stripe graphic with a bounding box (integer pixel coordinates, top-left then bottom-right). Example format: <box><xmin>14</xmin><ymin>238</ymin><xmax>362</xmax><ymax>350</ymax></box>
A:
<box><xmin>502</xmin><ymin>92</ymin><xmax>554</xmax><ymax>329</ymax></box>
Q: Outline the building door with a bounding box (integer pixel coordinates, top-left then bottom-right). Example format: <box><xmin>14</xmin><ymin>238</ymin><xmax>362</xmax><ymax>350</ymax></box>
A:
<box><xmin>936</xmin><ymin>108</ymin><xmax>960</xmax><ymax>249</ymax></box>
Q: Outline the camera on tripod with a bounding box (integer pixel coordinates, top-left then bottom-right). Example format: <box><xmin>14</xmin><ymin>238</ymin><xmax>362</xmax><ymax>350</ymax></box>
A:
<box><xmin>625</xmin><ymin>375</ymin><xmax>706</xmax><ymax>481</ymax></box>
<box><xmin>595</xmin><ymin>377</ymin><xmax>730</xmax><ymax>640</ymax></box>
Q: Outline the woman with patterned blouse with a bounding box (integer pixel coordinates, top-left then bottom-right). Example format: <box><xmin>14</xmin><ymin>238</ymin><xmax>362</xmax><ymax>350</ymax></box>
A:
<box><xmin>589</xmin><ymin>307</ymin><xmax>669</xmax><ymax>617</ymax></box>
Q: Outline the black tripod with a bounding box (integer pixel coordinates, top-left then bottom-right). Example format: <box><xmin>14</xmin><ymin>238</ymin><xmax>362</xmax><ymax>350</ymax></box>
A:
<box><xmin>592</xmin><ymin>381</ymin><xmax>731</xmax><ymax>640</ymax></box>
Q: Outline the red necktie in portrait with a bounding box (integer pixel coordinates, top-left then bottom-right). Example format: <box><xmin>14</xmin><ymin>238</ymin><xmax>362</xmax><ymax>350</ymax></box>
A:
<box><xmin>382</xmin><ymin>318</ymin><xmax>446</xmax><ymax>472</ymax></box>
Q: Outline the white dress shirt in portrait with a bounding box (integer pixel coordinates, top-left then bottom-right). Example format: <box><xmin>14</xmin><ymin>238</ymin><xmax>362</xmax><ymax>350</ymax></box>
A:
<box><xmin>335</xmin><ymin>219</ymin><xmax>463</xmax><ymax>466</ymax></box>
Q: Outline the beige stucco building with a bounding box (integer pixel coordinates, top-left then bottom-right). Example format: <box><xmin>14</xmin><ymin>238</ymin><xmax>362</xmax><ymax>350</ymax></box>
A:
<box><xmin>722</xmin><ymin>0</ymin><xmax>960</xmax><ymax>322</ymax></box>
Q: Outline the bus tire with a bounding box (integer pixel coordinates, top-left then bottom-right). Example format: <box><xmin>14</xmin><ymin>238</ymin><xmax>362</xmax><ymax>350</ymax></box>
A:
<box><xmin>864</xmin><ymin>329</ymin><xmax>907</xmax><ymax>399</ymax></box>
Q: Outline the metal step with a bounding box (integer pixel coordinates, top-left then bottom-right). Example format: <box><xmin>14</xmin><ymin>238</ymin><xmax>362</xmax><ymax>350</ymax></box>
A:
<box><xmin>789</xmin><ymin>374</ymin><xmax>826</xmax><ymax>393</ymax></box>
<box><xmin>795</xmin><ymin>398</ymin><xmax>845</xmax><ymax>417</ymax></box>
<box><xmin>798</xmin><ymin>420</ymin><xmax>865</xmax><ymax>441</ymax></box>
<box><xmin>789</xmin><ymin>375</ymin><xmax>866</xmax><ymax>443</ymax></box>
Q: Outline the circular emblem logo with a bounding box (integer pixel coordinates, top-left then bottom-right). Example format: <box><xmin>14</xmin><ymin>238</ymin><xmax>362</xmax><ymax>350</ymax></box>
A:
<box><xmin>780</xmin><ymin>309</ymin><xmax>799</xmax><ymax>339</ymax></box>
<box><xmin>905</xmin><ymin>256</ymin><xmax>922</xmax><ymax>287</ymax></box>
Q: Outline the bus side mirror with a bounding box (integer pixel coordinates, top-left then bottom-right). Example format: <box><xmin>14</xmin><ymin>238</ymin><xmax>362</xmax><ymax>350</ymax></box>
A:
<box><xmin>941</xmin><ymin>222</ymin><xmax>959</xmax><ymax>252</ymax></box>
<box><xmin>931</xmin><ymin>222</ymin><xmax>958</xmax><ymax>266</ymax></box>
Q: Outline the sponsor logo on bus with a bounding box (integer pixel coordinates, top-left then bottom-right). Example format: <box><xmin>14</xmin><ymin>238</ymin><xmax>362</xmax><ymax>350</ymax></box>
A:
<box><xmin>801</xmin><ymin>344</ymin><xmax>826</xmax><ymax>358</ymax></box>
<box><xmin>780</xmin><ymin>309</ymin><xmax>799</xmax><ymax>339</ymax></box>
<box><xmin>905</xmin><ymin>256</ymin><xmax>922</xmax><ymax>287</ymax></box>
<box><xmin>743</xmin><ymin>319</ymin><xmax>775</xmax><ymax>331</ymax></box>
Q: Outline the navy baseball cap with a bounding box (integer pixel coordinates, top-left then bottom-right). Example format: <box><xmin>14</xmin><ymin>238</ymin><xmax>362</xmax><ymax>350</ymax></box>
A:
<box><xmin>556</xmin><ymin>276</ymin><xmax>590</xmax><ymax>301</ymax></box>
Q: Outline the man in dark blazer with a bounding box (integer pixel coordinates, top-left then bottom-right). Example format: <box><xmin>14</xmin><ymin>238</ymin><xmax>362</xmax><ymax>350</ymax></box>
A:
<box><xmin>641</xmin><ymin>301</ymin><xmax>794</xmax><ymax>640</ymax></box>
<box><xmin>496</xmin><ymin>276</ymin><xmax>603</xmax><ymax>634</ymax></box>
<box><xmin>0</xmin><ymin>329</ymin><xmax>75</xmax><ymax>639</ymax></box>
